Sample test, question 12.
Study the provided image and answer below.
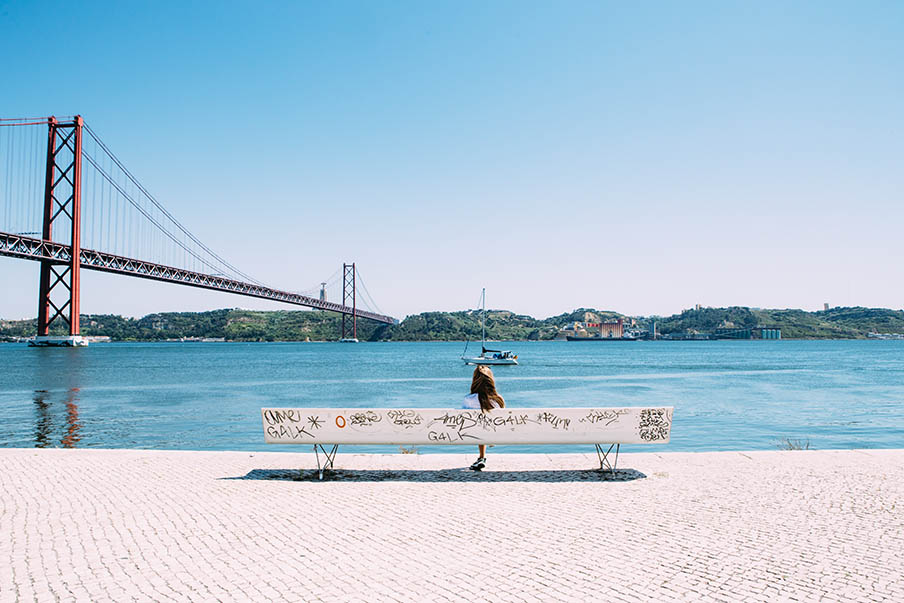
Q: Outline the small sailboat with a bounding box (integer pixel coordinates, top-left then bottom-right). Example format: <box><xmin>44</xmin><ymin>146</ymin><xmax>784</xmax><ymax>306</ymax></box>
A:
<box><xmin>462</xmin><ymin>288</ymin><xmax>518</xmax><ymax>366</ymax></box>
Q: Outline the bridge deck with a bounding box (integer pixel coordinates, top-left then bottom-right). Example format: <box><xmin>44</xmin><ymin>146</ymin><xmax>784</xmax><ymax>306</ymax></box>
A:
<box><xmin>0</xmin><ymin>231</ymin><xmax>395</xmax><ymax>324</ymax></box>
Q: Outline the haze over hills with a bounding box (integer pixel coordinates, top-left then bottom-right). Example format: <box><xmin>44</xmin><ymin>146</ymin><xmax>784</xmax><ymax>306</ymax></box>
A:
<box><xmin>3</xmin><ymin>306</ymin><xmax>904</xmax><ymax>342</ymax></box>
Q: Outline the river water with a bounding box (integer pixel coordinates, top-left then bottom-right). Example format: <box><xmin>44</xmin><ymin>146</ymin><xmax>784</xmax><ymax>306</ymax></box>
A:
<box><xmin>1</xmin><ymin>340</ymin><xmax>901</xmax><ymax>453</ymax></box>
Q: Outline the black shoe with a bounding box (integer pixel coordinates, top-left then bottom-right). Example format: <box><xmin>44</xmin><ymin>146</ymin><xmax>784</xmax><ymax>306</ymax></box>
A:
<box><xmin>470</xmin><ymin>457</ymin><xmax>486</xmax><ymax>471</ymax></box>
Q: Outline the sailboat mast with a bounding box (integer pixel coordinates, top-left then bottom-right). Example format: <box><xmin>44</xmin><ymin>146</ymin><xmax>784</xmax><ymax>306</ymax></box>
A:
<box><xmin>481</xmin><ymin>288</ymin><xmax>486</xmax><ymax>345</ymax></box>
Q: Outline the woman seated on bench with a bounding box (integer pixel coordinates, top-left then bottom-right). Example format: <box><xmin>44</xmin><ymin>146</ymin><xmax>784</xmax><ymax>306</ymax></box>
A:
<box><xmin>462</xmin><ymin>365</ymin><xmax>506</xmax><ymax>471</ymax></box>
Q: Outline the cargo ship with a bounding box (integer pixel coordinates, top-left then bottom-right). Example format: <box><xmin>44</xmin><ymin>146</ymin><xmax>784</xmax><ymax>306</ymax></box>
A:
<box><xmin>565</xmin><ymin>334</ymin><xmax>638</xmax><ymax>341</ymax></box>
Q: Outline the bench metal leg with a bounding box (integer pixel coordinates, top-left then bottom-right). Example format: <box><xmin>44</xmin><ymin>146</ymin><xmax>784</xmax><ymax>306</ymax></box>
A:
<box><xmin>595</xmin><ymin>443</ymin><xmax>620</xmax><ymax>475</ymax></box>
<box><xmin>313</xmin><ymin>444</ymin><xmax>339</xmax><ymax>480</ymax></box>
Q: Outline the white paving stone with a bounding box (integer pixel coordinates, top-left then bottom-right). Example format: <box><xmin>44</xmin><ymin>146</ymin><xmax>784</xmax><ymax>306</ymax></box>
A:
<box><xmin>0</xmin><ymin>448</ymin><xmax>902</xmax><ymax>602</ymax></box>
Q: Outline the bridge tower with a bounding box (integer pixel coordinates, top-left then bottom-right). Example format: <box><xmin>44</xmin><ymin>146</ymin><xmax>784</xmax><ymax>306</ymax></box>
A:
<box><xmin>35</xmin><ymin>116</ymin><xmax>85</xmax><ymax>346</ymax></box>
<box><xmin>341</xmin><ymin>263</ymin><xmax>357</xmax><ymax>341</ymax></box>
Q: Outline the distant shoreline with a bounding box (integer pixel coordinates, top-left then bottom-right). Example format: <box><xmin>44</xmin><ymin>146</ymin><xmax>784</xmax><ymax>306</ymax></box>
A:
<box><xmin>3</xmin><ymin>337</ymin><xmax>903</xmax><ymax>344</ymax></box>
<box><xmin>3</xmin><ymin>305</ymin><xmax>904</xmax><ymax>342</ymax></box>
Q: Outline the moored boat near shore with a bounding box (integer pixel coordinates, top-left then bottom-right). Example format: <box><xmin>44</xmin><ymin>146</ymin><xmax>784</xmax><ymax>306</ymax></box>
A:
<box><xmin>461</xmin><ymin>288</ymin><xmax>518</xmax><ymax>365</ymax></box>
<box><xmin>463</xmin><ymin>346</ymin><xmax>518</xmax><ymax>365</ymax></box>
<box><xmin>27</xmin><ymin>335</ymin><xmax>88</xmax><ymax>347</ymax></box>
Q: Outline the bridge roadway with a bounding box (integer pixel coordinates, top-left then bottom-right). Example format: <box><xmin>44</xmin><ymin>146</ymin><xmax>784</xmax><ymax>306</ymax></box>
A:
<box><xmin>0</xmin><ymin>230</ymin><xmax>396</xmax><ymax>324</ymax></box>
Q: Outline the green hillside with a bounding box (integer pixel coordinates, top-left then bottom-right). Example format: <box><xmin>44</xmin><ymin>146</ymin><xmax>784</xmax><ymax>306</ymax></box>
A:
<box><xmin>651</xmin><ymin>306</ymin><xmax>904</xmax><ymax>339</ymax></box>
<box><xmin>2</xmin><ymin>306</ymin><xmax>903</xmax><ymax>342</ymax></box>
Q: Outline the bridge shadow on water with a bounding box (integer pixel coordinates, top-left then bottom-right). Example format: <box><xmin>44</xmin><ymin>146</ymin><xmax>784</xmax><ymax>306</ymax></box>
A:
<box><xmin>228</xmin><ymin>467</ymin><xmax>646</xmax><ymax>483</ymax></box>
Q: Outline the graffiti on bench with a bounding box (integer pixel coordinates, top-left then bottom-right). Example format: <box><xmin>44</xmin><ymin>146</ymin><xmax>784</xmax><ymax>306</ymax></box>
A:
<box><xmin>262</xmin><ymin>407</ymin><xmax>673</xmax><ymax>446</ymax></box>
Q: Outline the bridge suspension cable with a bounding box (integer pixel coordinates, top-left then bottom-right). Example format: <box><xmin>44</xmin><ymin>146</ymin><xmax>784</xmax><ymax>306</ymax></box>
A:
<box><xmin>81</xmin><ymin>124</ymin><xmax>266</xmax><ymax>286</ymax></box>
<box><xmin>355</xmin><ymin>269</ymin><xmax>384</xmax><ymax>316</ymax></box>
<box><xmin>0</xmin><ymin>121</ymin><xmax>44</xmax><ymax>238</ymax></box>
<box><xmin>0</xmin><ymin>116</ymin><xmax>395</xmax><ymax>327</ymax></box>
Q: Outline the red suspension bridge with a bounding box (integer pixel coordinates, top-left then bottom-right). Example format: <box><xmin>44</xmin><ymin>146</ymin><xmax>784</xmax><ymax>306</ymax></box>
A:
<box><xmin>0</xmin><ymin>116</ymin><xmax>396</xmax><ymax>344</ymax></box>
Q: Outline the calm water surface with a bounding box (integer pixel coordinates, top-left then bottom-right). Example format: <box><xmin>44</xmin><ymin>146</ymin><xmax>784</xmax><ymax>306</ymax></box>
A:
<box><xmin>1</xmin><ymin>340</ymin><xmax>902</xmax><ymax>453</ymax></box>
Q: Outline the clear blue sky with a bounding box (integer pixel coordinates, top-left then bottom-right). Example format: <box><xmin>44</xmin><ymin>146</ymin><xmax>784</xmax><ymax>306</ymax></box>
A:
<box><xmin>2</xmin><ymin>1</ymin><xmax>902</xmax><ymax>320</ymax></box>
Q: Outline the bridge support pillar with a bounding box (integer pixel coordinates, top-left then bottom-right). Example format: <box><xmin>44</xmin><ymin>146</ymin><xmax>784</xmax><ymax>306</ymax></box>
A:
<box><xmin>36</xmin><ymin>116</ymin><xmax>83</xmax><ymax>341</ymax></box>
<box><xmin>341</xmin><ymin>262</ymin><xmax>357</xmax><ymax>341</ymax></box>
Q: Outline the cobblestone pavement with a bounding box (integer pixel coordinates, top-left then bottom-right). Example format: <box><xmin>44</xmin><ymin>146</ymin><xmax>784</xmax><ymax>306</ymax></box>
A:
<box><xmin>1</xmin><ymin>448</ymin><xmax>902</xmax><ymax>602</ymax></box>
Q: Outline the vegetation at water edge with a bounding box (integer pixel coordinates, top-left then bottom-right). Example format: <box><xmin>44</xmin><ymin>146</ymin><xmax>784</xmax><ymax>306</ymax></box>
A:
<box><xmin>3</xmin><ymin>305</ymin><xmax>904</xmax><ymax>342</ymax></box>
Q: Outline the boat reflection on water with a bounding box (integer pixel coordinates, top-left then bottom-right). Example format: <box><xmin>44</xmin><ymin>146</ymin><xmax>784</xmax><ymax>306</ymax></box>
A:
<box><xmin>33</xmin><ymin>387</ymin><xmax>82</xmax><ymax>448</ymax></box>
<box><xmin>61</xmin><ymin>388</ymin><xmax>82</xmax><ymax>448</ymax></box>
<box><xmin>33</xmin><ymin>390</ymin><xmax>52</xmax><ymax>448</ymax></box>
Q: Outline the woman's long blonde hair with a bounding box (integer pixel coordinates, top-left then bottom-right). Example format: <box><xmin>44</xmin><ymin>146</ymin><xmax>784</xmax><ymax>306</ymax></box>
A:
<box><xmin>470</xmin><ymin>365</ymin><xmax>505</xmax><ymax>411</ymax></box>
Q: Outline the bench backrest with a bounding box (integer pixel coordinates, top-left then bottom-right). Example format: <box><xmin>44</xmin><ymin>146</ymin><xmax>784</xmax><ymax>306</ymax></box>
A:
<box><xmin>262</xmin><ymin>407</ymin><xmax>673</xmax><ymax>445</ymax></box>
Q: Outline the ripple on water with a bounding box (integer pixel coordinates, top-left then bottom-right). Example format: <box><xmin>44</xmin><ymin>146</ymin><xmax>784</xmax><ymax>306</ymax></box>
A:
<box><xmin>1</xmin><ymin>340</ymin><xmax>902</xmax><ymax>452</ymax></box>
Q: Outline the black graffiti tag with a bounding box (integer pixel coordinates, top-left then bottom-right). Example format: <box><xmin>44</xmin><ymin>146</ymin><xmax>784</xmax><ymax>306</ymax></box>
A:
<box><xmin>536</xmin><ymin>412</ymin><xmax>571</xmax><ymax>430</ymax></box>
<box><xmin>639</xmin><ymin>408</ymin><xmax>671</xmax><ymax>441</ymax></box>
<box><xmin>349</xmin><ymin>411</ymin><xmax>382</xmax><ymax>427</ymax></box>
<box><xmin>387</xmin><ymin>409</ymin><xmax>422</xmax><ymax>428</ymax></box>
<box><xmin>428</xmin><ymin>430</ymin><xmax>477</xmax><ymax>442</ymax></box>
<box><xmin>580</xmin><ymin>409</ymin><xmax>630</xmax><ymax>426</ymax></box>
<box><xmin>263</xmin><ymin>409</ymin><xmax>306</xmax><ymax>426</ymax></box>
<box><xmin>266</xmin><ymin>423</ymin><xmax>314</xmax><ymax>440</ymax></box>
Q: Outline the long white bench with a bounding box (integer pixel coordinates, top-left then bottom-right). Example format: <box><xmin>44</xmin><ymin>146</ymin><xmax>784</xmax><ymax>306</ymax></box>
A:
<box><xmin>261</xmin><ymin>406</ymin><xmax>673</xmax><ymax>479</ymax></box>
